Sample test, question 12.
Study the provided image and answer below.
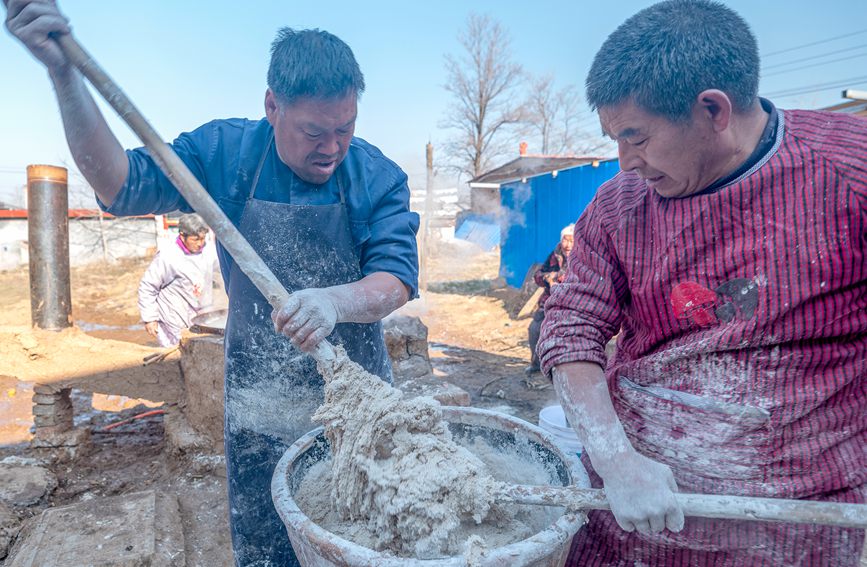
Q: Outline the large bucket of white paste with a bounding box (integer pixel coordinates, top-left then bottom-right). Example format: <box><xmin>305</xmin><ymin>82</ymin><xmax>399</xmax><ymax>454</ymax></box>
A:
<box><xmin>272</xmin><ymin>406</ymin><xmax>589</xmax><ymax>567</ymax></box>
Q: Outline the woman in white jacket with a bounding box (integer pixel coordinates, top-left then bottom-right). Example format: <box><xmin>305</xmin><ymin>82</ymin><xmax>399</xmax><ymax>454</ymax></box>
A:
<box><xmin>138</xmin><ymin>213</ymin><xmax>217</xmax><ymax>347</ymax></box>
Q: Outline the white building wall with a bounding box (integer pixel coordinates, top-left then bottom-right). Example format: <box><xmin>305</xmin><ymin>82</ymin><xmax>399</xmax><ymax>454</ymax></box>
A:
<box><xmin>0</xmin><ymin>221</ymin><xmax>27</xmax><ymax>270</ymax></box>
<box><xmin>0</xmin><ymin>217</ymin><xmax>159</xmax><ymax>271</ymax></box>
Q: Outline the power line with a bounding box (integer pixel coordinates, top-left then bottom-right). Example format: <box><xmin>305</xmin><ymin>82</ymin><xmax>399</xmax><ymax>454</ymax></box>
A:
<box><xmin>573</xmin><ymin>111</ymin><xmax>601</xmax><ymax>128</ymax></box>
<box><xmin>763</xmin><ymin>43</ymin><xmax>867</xmax><ymax>71</ymax></box>
<box><xmin>763</xmin><ymin>29</ymin><xmax>867</xmax><ymax>58</ymax></box>
<box><xmin>574</xmin><ymin>118</ymin><xmax>600</xmax><ymax>132</ymax></box>
<box><xmin>762</xmin><ymin>74</ymin><xmax>867</xmax><ymax>98</ymax></box>
<box><xmin>763</xmin><ymin>51</ymin><xmax>867</xmax><ymax>78</ymax></box>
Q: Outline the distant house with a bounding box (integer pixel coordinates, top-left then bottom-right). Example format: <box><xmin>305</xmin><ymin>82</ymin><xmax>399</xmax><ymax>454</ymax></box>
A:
<box><xmin>468</xmin><ymin>154</ymin><xmax>606</xmax><ymax>215</ymax></box>
<box><xmin>466</xmin><ymin>153</ymin><xmax>620</xmax><ymax>287</ymax></box>
<box><xmin>0</xmin><ymin>209</ymin><xmax>162</xmax><ymax>270</ymax></box>
<box><xmin>822</xmin><ymin>89</ymin><xmax>867</xmax><ymax>118</ymax></box>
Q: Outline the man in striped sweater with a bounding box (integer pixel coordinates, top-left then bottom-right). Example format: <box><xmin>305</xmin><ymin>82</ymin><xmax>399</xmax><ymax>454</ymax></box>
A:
<box><xmin>538</xmin><ymin>1</ymin><xmax>866</xmax><ymax>565</ymax></box>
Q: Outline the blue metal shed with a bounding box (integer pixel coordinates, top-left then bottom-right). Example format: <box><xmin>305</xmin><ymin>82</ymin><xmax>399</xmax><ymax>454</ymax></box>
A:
<box><xmin>497</xmin><ymin>158</ymin><xmax>620</xmax><ymax>287</ymax></box>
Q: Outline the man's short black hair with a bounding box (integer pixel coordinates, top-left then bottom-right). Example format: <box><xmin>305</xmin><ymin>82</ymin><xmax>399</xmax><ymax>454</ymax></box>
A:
<box><xmin>586</xmin><ymin>0</ymin><xmax>759</xmax><ymax>121</ymax></box>
<box><xmin>267</xmin><ymin>28</ymin><xmax>365</xmax><ymax>104</ymax></box>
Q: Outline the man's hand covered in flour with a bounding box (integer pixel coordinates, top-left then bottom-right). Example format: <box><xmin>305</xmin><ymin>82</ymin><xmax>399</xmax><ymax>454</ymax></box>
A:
<box><xmin>597</xmin><ymin>449</ymin><xmax>684</xmax><ymax>535</ymax></box>
<box><xmin>272</xmin><ymin>289</ymin><xmax>338</xmax><ymax>352</ymax></box>
<box><xmin>5</xmin><ymin>0</ymin><xmax>72</xmax><ymax>74</ymax></box>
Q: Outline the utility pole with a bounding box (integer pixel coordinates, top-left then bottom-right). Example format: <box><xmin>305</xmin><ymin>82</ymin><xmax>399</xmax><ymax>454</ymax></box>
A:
<box><xmin>419</xmin><ymin>142</ymin><xmax>434</xmax><ymax>294</ymax></box>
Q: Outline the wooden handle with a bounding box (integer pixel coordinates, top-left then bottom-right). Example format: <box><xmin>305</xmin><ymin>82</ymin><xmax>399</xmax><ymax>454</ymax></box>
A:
<box><xmin>52</xmin><ymin>32</ymin><xmax>336</xmax><ymax>363</ymax></box>
<box><xmin>501</xmin><ymin>484</ymin><xmax>867</xmax><ymax>529</ymax></box>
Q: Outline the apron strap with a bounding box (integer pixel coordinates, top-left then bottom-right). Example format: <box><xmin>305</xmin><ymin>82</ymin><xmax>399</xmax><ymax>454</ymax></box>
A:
<box><xmin>337</xmin><ymin>165</ymin><xmax>347</xmax><ymax>205</ymax></box>
<box><xmin>247</xmin><ymin>133</ymin><xmax>274</xmax><ymax>203</ymax></box>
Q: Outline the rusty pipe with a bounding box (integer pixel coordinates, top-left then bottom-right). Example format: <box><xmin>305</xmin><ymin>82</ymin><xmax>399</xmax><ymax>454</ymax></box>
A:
<box><xmin>26</xmin><ymin>164</ymin><xmax>72</xmax><ymax>330</ymax></box>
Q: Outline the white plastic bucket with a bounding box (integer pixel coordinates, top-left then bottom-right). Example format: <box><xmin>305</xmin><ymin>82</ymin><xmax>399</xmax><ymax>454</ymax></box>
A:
<box><xmin>538</xmin><ymin>405</ymin><xmax>583</xmax><ymax>457</ymax></box>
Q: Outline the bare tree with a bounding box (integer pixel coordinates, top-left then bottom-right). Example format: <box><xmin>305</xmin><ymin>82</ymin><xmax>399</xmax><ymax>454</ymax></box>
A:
<box><xmin>523</xmin><ymin>74</ymin><xmax>573</xmax><ymax>155</ymax></box>
<box><xmin>440</xmin><ymin>14</ymin><xmax>525</xmax><ymax>179</ymax></box>
<box><xmin>521</xmin><ymin>74</ymin><xmax>611</xmax><ymax>156</ymax></box>
<box><xmin>568</xmin><ymin>115</ymin><xmax>612</xmax><ymax>157</ymax></box>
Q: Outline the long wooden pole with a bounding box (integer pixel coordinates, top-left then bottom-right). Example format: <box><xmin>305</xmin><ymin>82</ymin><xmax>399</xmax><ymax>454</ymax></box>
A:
<box><xmin>50</xmin><ymin>32</ymin><xmax>336</xmax><ymax>362</ymax></box>
<box><xmin>501</xmin><ymin>484</ymin><xmax>867</xmax><ymax>529</ymax></box>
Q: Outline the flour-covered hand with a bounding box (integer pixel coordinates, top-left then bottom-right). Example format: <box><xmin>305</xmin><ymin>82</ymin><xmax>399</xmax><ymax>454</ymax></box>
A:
<box><xmin>5</xmin><ymin>0</ymin><xmax>72</xmax><ymax>73</ymax></box>
<box><xmin>271</xmin><ymin>289</ymin><xmax>338</xmax><ymax>352</ymax></box>
<box><xmin>600</xmin><ymin>450</ymin><xmax>683</xmax><ymax>534</ymax></box>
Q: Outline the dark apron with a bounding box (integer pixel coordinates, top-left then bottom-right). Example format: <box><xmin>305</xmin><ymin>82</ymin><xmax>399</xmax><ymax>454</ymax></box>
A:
<box><xmin>223</xmin><ymin>135</ymin><xmax>392</xmax><ymax>567</ymax></box>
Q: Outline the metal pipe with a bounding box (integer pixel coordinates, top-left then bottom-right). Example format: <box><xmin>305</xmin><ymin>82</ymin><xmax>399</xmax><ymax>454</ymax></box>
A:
<box><xmin>27</xmin><ymin>164</ymin><xmax>72</xmax><ymax>330</ymax></box>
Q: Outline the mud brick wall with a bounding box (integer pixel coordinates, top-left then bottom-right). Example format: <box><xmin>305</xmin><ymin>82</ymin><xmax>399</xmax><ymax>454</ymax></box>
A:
<box><xmin>383</xmin><ymin>314</ymin><xmax>433</xmax><ymax>380</ymax></box>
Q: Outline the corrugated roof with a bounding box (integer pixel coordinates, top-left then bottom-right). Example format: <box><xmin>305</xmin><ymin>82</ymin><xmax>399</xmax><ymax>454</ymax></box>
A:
<box><xmin>823</xmin><ymin>99</ymin><xmax>867</xmax><ymax>117</ymax></box>
<box><xmin>454</xmin><ymin>214</ymin><xmax>500</xmax><ymax>251</ymax></box>
<box><xmin>469</xmin><ymin>155</ymin><xmax>611</xmax><ymax>185</ymax></box>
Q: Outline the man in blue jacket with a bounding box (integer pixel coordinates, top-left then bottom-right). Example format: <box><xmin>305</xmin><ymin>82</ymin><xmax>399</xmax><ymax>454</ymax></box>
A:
<box><xmin>7</xmin><ymin>2</ymin><xmax>419</xmax><ymax>565</ymax></box>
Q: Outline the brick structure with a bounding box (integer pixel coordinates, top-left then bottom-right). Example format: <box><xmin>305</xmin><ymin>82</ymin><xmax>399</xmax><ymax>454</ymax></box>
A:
<box><xmin>383</xmin><ymin>314</ymin><xmax>433</xmax><ymax>380</ymax></box>
<box><xmin>30</xmin><ymin>385</ymin><xmax>73</xmax><ymax>432</ymax></box>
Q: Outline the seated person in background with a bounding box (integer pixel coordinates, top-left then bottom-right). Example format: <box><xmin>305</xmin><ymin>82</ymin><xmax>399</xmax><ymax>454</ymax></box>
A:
<box><xmin>138</xmin><ymin>213</ymin><xmax>218</xmax><ymax>347</ymax></box>
<box><xmin>526</xmin><ymin>223</ymin><xmax>574</xmax><ymax>374</ymax></box>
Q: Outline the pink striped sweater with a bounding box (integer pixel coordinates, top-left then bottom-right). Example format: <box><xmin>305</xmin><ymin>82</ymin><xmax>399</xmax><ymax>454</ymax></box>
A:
<box><xmin>539</xmin><ymin>108</ymin><xmax>866</xmax><ymax>565</ymax></box>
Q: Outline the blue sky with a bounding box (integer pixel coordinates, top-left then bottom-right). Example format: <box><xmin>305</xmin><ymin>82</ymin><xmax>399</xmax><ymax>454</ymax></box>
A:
<box><xmin>1</xmin><ymin>0</ymin><xmax>865</xmax><ymax>206</ymax></box>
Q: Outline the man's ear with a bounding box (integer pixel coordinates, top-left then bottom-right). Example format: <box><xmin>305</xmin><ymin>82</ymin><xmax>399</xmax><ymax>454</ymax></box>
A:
<box><xmin>694</xmin><ymin>89</ymin><xmax>732</xmax><ymax>132</ymax></box>
<box><xmin>264</xmin><ymin>89</ymin><xmax>279</xmax><ymax>123</ymax></box>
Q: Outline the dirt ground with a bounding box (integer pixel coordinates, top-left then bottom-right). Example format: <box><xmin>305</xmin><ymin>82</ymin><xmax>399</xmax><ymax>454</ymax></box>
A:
<box><xmin>410</xmin><ymin>239</ymin><xmax>562</xmax><ymax>422</ymax></box>
<box><xmin>0</xmin><ymin>240</ymin><xmax>559</xmax><ymax>565</ymax></box>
